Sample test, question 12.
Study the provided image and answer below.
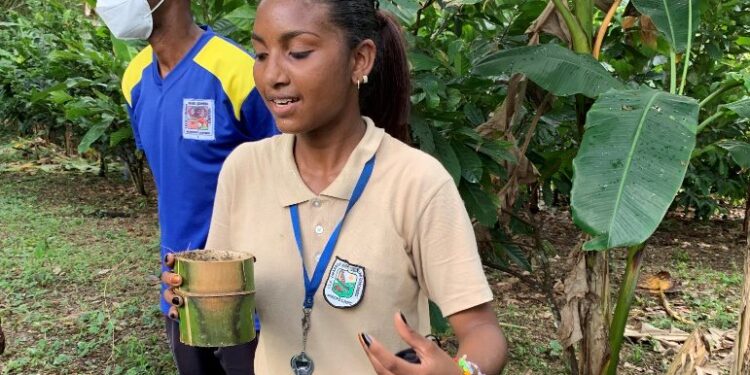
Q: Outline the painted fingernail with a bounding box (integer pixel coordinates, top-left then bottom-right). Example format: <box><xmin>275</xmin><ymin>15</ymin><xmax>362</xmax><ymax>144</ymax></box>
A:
<box><xmin>172</xmin><ymin>296</ymin><xmax>183</xmax><ymax>306</ymax></box>
<box><xmin>163</xmin><ymin>254</ymin><xmax>170</xmax><ymax>264</ymax></box>
<box><xmin>360</xmin><ymin>333</ymin><xmax>371</xmax><ymax>347</ymax></box>
<box><xmin>400</xmin><ymin>311</ymin><xmax>408</xmax><ymax>325</ymax></box>
<box><xmin>168</xmin><ymin>309</ymin><xmax>179</xmax><ymax>320</ymax></box>
<box><xmin>172</xmin><ymin>274</ymin><xmax>182</xmax><ymax>284</ymax></box>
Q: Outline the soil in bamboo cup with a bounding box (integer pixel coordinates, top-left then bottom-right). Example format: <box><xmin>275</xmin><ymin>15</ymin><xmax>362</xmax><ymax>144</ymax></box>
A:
<box><xmin>173</xmin><ymin>249</ymin><xmax>256</xmax><ymax>347</ymax></box>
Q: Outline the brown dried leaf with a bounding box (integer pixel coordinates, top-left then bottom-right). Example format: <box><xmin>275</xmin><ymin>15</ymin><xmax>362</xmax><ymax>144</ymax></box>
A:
<box><xmin>475</xmin><ymin>74</ymin><xmax>539</xmax><ymax>215</ymax></box>
<box><xmin>622</xmin><ymin>16</ymin><xmax>638</xmax><ymax>30</ymax></box>
<box><xmin>625</xmin><ymin>323</ymin><xmax>691</xmax><ymax>345</ymax></box>
<box><xmin>557</xmin><ymin>247</ymin><xmax>589</xmax><ymax>348</ymax></box>
<box><xmin>476</xmin><ymin>74</ymin><xmax>526</xmax><ymax>137</ymax></box>
<box><xmin>666</xmin><ymin>329</ymin><xmax>709</xmax><ymax>375</ymax></box>
<box><xmin>526</xmin><ymin>1</ymin><xmax>571</xmax><ymax>47</ymax></box>
<box><xmin>704</xmin><ymin>328</ymin><xmax>733</xmax><ymax>352</ymax></box>
<box><xmin>695</xmin><ymin>366</ymin><xmax>721</xmax><ymax>375</ymax></box>
<box><xmin>638</xmin><ymin>271</ymin><xmax>682</xmax><ymax>293</ymax></box>
<box><xmin>557</xmin><ymin>249</ymin><xmax>587</xmax><ymax>348</ymax></box>
<box><xmin>640</xmin><ymin>15</ymin><xmax>659</xmax><ymax>50</ymax></box>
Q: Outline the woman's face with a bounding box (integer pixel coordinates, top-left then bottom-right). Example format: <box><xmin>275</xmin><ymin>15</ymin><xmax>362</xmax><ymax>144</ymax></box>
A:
<box><xmin>252</xmin><ymin>0</ymin><xmax>359</xmax><ymax>134</ymax></box>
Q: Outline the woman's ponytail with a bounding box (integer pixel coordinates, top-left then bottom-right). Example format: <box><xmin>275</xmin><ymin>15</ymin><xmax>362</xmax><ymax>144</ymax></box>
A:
<box><xmin>318</xmin><ymin>1</ymin><xmax>412</xmax><ymax>143</ymax></box>
<box><xmin>360</xmin><ymin>11</ymin><xmax>411</xmax><ymax>143</ymax></box>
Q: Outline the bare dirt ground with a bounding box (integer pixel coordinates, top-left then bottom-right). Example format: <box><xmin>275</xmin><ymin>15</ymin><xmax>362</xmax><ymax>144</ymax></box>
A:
<box><xmin>496</xmin><ymin>207</ymin><xmax>746</xmax><ymax>374</ymax></box>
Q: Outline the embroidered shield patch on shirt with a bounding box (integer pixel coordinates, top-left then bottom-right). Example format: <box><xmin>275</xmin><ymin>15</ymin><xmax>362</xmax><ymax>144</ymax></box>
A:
<box><xmin>182</xmin><ymin>99</ymin><xmax>215</xmax><ymax>141</ymax></box>
<box><xmin>324</xmin><ymin>257</ymin><xmax>366</xmax><ymax>308</ymax></box>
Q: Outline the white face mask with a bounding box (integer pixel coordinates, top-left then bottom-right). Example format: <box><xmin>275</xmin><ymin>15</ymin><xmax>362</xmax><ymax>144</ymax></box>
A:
<box><xmin>95</xmin><ymin>0</ymin><xmax>166</xmax><ymax>40</ymax></box>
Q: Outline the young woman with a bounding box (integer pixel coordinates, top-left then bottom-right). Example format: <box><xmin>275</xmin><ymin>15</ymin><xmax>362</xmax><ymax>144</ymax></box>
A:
<box><xmin>163</xmin><ymin>0</ymin><xmax>508</xmax><ymax>373</ymax></box>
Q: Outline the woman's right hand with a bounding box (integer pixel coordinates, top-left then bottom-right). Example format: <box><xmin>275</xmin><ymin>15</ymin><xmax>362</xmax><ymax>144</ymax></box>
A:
<box><xmin>161</xmin><ymin>253</ymin><xmax>184</xmax><ymax>320</ymax></box>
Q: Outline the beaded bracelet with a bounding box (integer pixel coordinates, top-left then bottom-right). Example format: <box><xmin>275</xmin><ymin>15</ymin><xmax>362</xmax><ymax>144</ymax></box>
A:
<box><xmin>454</xmin><ymin>355</ymin><xmax>485</xmax><ymax>375</ymax></box>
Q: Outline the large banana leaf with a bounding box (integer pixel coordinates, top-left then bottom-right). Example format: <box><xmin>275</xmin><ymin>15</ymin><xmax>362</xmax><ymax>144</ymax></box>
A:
<box><xmin>571</xmin><ymin>87</ymin><xmax>699</xmax><ymax>251</ymax></box>
<box><xmin>717</xmin><ymin>140</ymin><xmax>750</xmax><ymax>169</ymax></box>
<box><xmin>472</xmin><ymin>44</ymin><xmax>624</xmax><ymax>98</ymax></box>
<box><xmin>632</xmin><ymin>0</ymin><xmax>700</xmax><ymax>53</ymax></box>
<box><xmin>723</xmin><ymin>97</ymin><xmax>750</xmax><ymax>118</ymax></box>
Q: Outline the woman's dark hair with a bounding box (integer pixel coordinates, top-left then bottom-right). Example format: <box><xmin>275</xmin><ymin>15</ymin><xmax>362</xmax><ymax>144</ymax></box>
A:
<box><xmin>318</xmin><ymin>1</ymin><xmax>411</xmax><ymax>143</ymax></box>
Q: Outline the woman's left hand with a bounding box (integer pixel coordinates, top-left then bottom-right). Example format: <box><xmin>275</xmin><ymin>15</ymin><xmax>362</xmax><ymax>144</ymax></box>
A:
<box><xmin>358</xmin><ymin>312</ymin><xmax>461</xmax><ymax>375</ymax></box>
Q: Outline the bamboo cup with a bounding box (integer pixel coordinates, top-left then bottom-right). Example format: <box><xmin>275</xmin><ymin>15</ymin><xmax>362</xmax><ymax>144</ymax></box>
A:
<box><xmin>174</xmin><ymin>249</ymin><xmax>256</xmax><ymax>347</ymax></box>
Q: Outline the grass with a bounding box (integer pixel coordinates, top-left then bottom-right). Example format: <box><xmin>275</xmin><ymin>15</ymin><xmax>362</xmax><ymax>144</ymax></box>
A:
<box><xmin>494</xmin><ymin>298</ymin><xmax>568</xmax><ymax>374</ymax></box>
<box><xmin>0</xmin><ymin>172</ymin><xmax>174</xmax><ymax>374</ymax></box>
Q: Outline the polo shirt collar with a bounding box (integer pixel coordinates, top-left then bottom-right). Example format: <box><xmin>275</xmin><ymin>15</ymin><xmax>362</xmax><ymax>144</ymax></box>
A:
<box><xmin>277</xmin><ymin>116</ymin><xmax>384</xmax><ymax>207</ymax></box>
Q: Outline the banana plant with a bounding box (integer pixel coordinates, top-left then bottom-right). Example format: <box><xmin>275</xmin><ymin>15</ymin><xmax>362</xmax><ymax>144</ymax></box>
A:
<box><xmin>474</xmin><ymin>0</ymin><xmax>702</xmax><ymax>373</ymax></box>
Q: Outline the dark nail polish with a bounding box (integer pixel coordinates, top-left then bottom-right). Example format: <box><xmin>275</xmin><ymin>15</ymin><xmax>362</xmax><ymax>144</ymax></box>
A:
<box><xmin>360</xmin><ymin>333</ymin><xmax>371</xmax><ymax>347</ymax></box>
<box><xmin>168</xmin><ymin>311</ymin><xmax>178</xmax><ymax>320</ymax></box>
<box><xmin>395</xmin><ymin>348</ymin><xmax>421</xmax><ymax>364</ymax></box>
<box><xmin>400</xmin><ymin>312</ymin><xmax>408</xmax><ymax>325</ymax></box>
<box><xmin>172</xmin><ymin>296</ymin><xmax>182</xmax><ymax>306</ymax></box>
<box><xmin>164</xmin><ymin>254</ymin><xmax>170</xmax><ymax>264</ymax></box>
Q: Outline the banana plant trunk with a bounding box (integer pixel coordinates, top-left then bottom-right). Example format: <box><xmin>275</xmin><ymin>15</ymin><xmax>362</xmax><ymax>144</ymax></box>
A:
<box><xmin>731</xmin><ymin>228</ymin><xmax>750</xmax><ymax>375</ymax></box>
<box><xmin>580</xmin><ymin>250</ymin><xmax>610</xmax><ymax>375</ymax></box>
<box><xmin>174</xmin><ymin>249</ymin><xmax>257</xmax><ymax>347</ymax></box>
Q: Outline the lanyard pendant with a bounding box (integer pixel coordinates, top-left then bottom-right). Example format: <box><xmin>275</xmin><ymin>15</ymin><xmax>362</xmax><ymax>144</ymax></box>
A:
<box><xmin>291</xmin><ymin>308</ymin><xmax>314</xmax><ymax>374</ymax></box>
<box><xmin>291</xmin><ymin>352</ymin><xmax>314</xmax><ymax>375</ymax></box>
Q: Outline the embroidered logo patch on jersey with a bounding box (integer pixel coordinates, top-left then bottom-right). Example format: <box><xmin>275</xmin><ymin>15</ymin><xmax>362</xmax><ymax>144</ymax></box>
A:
<box><xmin>182</xmin><ymin>99</ymin><xmax>215</xmax><ymax>141</ymax></box>
<box><xmin>324</xmin><ymin>257</ymin><xmax>366</xmax><ymax>308</ymax></box>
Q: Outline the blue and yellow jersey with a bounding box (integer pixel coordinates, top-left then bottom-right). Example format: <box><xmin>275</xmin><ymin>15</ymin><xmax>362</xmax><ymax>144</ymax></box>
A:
<box><xmin>122</xmin><ymin>26</ymin><xmax>278</xmax><ymax>315</ymax></box>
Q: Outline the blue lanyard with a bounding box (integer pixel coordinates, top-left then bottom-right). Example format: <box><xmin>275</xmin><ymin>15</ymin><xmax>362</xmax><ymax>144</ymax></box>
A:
<box><xmin>289</xmin><ymin>156</ymin><xmax>375</xmax><ymax>309</ymax></box>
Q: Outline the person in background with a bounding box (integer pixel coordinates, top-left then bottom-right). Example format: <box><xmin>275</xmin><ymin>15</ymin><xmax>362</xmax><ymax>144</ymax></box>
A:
<box><xmin>94</xmin><ymin>0</ymin><xmax>278</xmax><ymax>374</ymax></box>
<box><xmin>164</xmin><ymin>0</ymin><xmax>509</xmax><ymax>373</ymax></box>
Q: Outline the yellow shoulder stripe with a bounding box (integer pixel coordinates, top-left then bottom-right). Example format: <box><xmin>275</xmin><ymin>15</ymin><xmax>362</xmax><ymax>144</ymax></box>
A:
<box><xmin>121</xmin><ymin>45</ymin><xmax>154</xmax><ymax>107</ymax></box>
<box><xmin>193</xmin><ymin>36</ymin><xmax>256</xmax><ymax>121</ymax></box>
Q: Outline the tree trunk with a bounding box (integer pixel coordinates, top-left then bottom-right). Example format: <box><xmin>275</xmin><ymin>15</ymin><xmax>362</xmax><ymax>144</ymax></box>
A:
<box><xmin>98</xmin><ymin>150</ymin><xmax>107</xmax><ymax>177</ymax></box>
<box><xmin>118</xmin><ymin>146</ymin><xmax>147</xmax><ymax>196</ymax></box>
<box><xmin>529</xmin><ymin>183</ymin><xmax>540</xmax><ymax>214</ymax></box>
<box><xmin>64</xmin><ymin>124</ymin><xmax>74</xmax><ymax>156</ymax></box>
<box><xmin>0</xmin><ymin>316</ymin><xmax>5</xmax><ymax>355</ymax></box>
<box><xmin>731</xmin><ymin>226</ymin><xmax>750</xmax><ymax>375</ymax></box>
<box><xmin>580</xmin><ymin>250</ymin><xmax>610</xmax><ymax>375</ymax></box>
<box><xmin>558</xmin><ymin>241</ymin><xmax>610</xmax><ymax>375</ymax></box>
<box><xmin>743</xmin><ymin>185</ymin><xmax>749</xmax><ymax>236</ymax></box>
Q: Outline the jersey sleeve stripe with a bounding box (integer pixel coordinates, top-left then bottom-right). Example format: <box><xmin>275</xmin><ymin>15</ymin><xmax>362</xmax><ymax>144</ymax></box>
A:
<box><xmin>193</xmin><ymin>36</ymin><xmax>257</xmax><ymax>121</ymax></box>
<box><xmin>121</xmin><ymin>45</ymin><xmax>154</xmax><ymax>107</ymax></box>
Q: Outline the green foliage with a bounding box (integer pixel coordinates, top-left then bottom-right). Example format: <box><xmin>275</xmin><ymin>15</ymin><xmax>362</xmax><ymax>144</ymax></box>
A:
<box><xmin>724</xmin><ymin>97</ymin><xmax>750</xmax><ymax>118</ymax></box>
<box><xmin>717</xmin><ymin>140</ymin><xmax>750</xmax><ymax>169</ymax></box>
<box><xmin>473</xmin><ymin>44</ymin><xmax>624</xmax><ymax>98</ymax></box>
<box><xmin>631</xmin><ymin>0</ymin><xmax>701</xmax><ymax>53</ymax></box>
<box><xmin>393</xmin><ymin>1</ymin><xmax>525</xmax><ymax>270</ymax></box>
<box><xmin>0</xmin><ymin>0</ymin><xmax>135</xmax><ymax>157</ymax></box>
<box><xmin>571</xmin><ymin>88</ymin><xmax>699</xmax><ymax>250</ymax></box>
<box><xmin>190</xmin><ymin>0</ymin><xmax>256</xmax><ymax>45</ymax></box>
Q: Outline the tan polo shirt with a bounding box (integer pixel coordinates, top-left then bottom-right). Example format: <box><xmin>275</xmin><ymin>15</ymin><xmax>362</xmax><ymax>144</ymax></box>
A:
<box><xmin>206</xmin><ymin>117</ymin><xmax>493</xmax><ymax>374</ymax></box>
